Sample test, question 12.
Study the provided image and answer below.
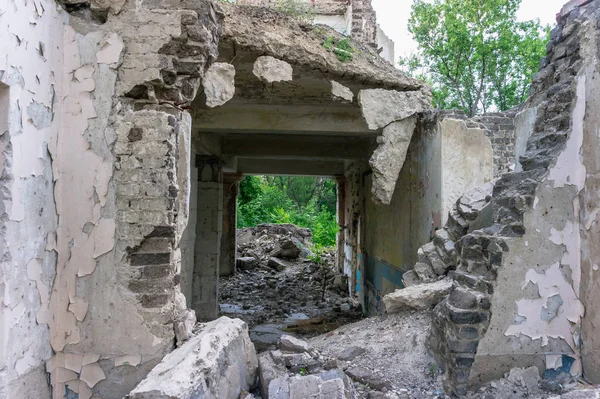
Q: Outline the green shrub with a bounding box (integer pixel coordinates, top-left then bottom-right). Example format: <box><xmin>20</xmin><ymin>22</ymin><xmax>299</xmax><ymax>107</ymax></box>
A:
<box><xmin>236</xmin><ymin>176</ymin><xmax>338</xmax><ymax>247</ymax></box>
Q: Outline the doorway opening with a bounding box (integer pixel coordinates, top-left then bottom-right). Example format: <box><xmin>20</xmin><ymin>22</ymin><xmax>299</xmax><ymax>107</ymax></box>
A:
<box><xmin>219</xmin><ymin>175</ymin><xmax>362</xmax><ymax>351</ymax></box>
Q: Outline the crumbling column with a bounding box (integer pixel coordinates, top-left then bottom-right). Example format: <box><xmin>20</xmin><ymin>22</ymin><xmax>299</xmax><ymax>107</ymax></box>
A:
<box><xmin>192</xmin><ymin>156</ymin><xmax>223</xmax><ymax>321</ymax></box>
<box><xmin>220</xmin><ymin>173</ymin><xmax>243</xmax><ymax>277</ymax></box>
<box><xmin>335</xmin><ymin>176</ymin><xmax>346</xmax><ymax>275</ymax></box>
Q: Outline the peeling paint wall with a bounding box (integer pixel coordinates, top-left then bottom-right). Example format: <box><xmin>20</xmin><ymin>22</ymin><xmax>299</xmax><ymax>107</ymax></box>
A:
<box><xmin>0</xmin><ymin>1</ymin><xmax>65</xmax><ymax>397</ymax></box>
<box><xmin>469</xmin><ymin>4</ymin><xmax>600</xmax><ymax>386</ymax></box>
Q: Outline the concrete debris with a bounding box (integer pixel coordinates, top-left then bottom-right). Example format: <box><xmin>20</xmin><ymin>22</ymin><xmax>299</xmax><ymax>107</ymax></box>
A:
<box><xmin>258</xmin><ymin>351</ymin><xmax>289</xmax><ymax>398</ymax></box>
<box><xmin>221</xmin><ymin>224</ymin><xmax>361</xmax><ymax>351</ymax></box>
<box><xmin>331</xmin><ymin>80</ymin><xmax>354</xmax><ymax>102</ymax></box>
<box><xmin>268</xmin><ymin>257</ymin><xmax>287</xmax><ymax>271</ymax></box>
<box><xmin>203</xmin><ymin>62</ymin><xmax>236</xmax><ymax>108</ymax></box>
<box><xmin>257</xmin><ymin>335</ymin><xmax>356</xmax><ymax>399</ymax></box>
<box><xmin>338</xmin><ymin>346</ymin><xmax>366</xmax><ymax>361</ymax></box>
<box><xmin>173</xmin><ymin>308</ymin><xmax>197</xmax><ymax>346</ymax></box>
<box><xmin>358</xmin><ymin>89</ymin><xmax>429</xmax><ymax>130</ymax></box>
<box><xmin>237</xmin><ymin>256</ymin><xmax>259</xmax><ymax>270</ymax></box>
<box><xmin>271</xmin><ymin>237</ymin><xmax>303</xmax><ymax>259</ymax></box>
<box><xmin>127</xmin><ymin>317</ymin><xmax>257</xmax><ymax>399</ymax></box>
<box><xmin>369</xmin><ymin>116</ymin><xmax>417</xmax><ymax>205</ymax></box>
<box><xmin>252</xmin><ymin>56</ymin><xmax>294</xmax><ymax>83</ymax></box>
<box><xmin>279</xmin><ymin>334</ymin><xmax>312</xmax><ymax>353</ymax></box>
<box><xmin>267</xmin><ymin>369</ymin><xmax>357</xmax><ymax>399</ymax></box>
<box><xmin>383</xmin><ymin>279</ymin><xmax>453</xmax><ymax>313</ymax></box>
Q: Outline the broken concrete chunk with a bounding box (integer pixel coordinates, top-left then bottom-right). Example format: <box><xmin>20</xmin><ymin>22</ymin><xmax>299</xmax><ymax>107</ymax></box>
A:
<box><xmin>279</xmin><ymin>334</ymin><xmax>311</xmax><ymax>353</ymax></box>
<box><xmin>258</xmin><ymin>352</ymin><xmax>288</xmax><ymax>398</ymax></box>
<box><xmin>253</xmin><ymin>56</ymin><xmax>293</xmax><ymax>83</ymax></box>
<box><xmin>338</xmin><ymin>346</ymin><xmax>366</xmax><ymax>361</ymax></box>
<box><xmin>173</xmin><ymin>308</ymin><xmax>196</xmax><ymax>346</ymax></box>
<box><xmin>128</xmin><ymin>317</ymin><xmax>258</xmax><ymax>399</ymax></box>
<box><xmin>358</xmin><ymin>89</ymin><xmax>429</xmax><ymax>130</ymax></box>
<box><xmin>331</xmin><ymin>80</ymin><xmax>353</xmax><ymax>102</ymax></box>
<box><xmin>413</xmin><ymin>261</ymin><xmax>436</xmax><ymax>283</ymax></box>
<box><xmin>383</xmin><ymin>279</ymin><xmax>453</xmax><ymax>313</ymax></box>
<box><xmin>369</xmin><ymin>116</ymin><xmax>416</xmax><ymax>205</ymax></box>
<box><xmin>272</xmin><ymin>237</ymin><xmax>302</xmax><ymax>259</ymax></box>
<box><xmin>203</xmin><ymin>62</ymin><xmax>236</xmax><ymax>108</ymax></box>
<box><xmin>268</xmin><ymin>257</ymin><xmax>287</xmax><ymax>271</ymax></box>
<box><xmin>268</xmin><ymin>370</ymin><xmax>356</xmax><ymax>399</ymax></box>
<box><xmin>237</xmin><ymin>256</ymin><xmax>259</xmax><ymax>270</ymax></box>
<box><xmin>402</xmin><ymin>270</ymin><xmax>420</xmax><ymax>287</ymax></box>
<box><xmin>345</xmin><ymin>366</ymin><xmax>391</xmax><ymax>391</ymax></box>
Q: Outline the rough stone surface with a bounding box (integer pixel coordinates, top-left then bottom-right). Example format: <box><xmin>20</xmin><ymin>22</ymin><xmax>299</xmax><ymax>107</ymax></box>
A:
<box><xmin>279</xmin><ymin>334</ymin><xmax>312</xmax><ymax>353</ymax></box>
<box><xmin>128</xmin><ymin>317</ymin><xmax>258</xmax><ymax>399</ymax></box>
<box><xmin>268</xmin><ymin>257</ymin><xmax>287</xmax><ymax>271</ymax></box>
<box><xmin>369</xmin><ymin>116</ymin><xmax>417</xmax><ymax>205</ymax></box>
<box><xmin>237</xmin><ymin>256</ymin><xmax>259</xmax><ymax>270</ymax></box>
<box><xmin>203</xmin><ymin>62</ymin><xmax>236</xmax><ymax>108</ymax></box>
<box><xmin>359</xmin><ymin>89</ymin><xmax>429</xmax><ymax>130</ymax></box>
<box><xmin>338</xmin><ymin>346</ymin><xmax>366</xmax><ymax>361</ymax></box>
<box><xmin>219</xmin><ymin>3</ymin><xmax>429</xmax><ymax>93</ymax></box>
<box><xmin>331</xmin><ymin>80</ymin><xmax>354</xmax><ymax>102</ymax></box>
<box><xmin>252</xmin><ymin>56</ymin><xmax>293</xmax><ymax>83</ymax></box>
<box><xmin>383</xmin><ymin>279</ymin><xmax>454</xmax><ymax>313</ymax></box>
<box><xmin>258</xmin><ymin>352</ymin><xmax>288</xmax><ymax>398</ymax></box>
<box><xmin>268</xmin><ymin>370</ymin><xmax>356</xmax><ymax>399</ymax></box>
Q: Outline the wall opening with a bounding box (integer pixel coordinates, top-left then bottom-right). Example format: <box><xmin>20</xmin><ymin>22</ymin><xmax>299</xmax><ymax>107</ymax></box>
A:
<box><xmin>214</xmin><ymin>174</ymin><xmax>362</xmax><ymax>351</ymax></box>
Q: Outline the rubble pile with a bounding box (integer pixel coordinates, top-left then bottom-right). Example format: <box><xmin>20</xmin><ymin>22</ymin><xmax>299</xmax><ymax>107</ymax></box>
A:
<box><xmin>219</xmin><ymin>224</ymin><xmax>362</xmax><ymax>350</ymax></box>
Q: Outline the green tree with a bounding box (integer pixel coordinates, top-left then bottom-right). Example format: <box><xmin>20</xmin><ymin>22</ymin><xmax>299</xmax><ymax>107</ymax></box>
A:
<box><xmin>400</xmin><ymin>0</ymin><xmax>548</xmax><ymax>116</ymax></box>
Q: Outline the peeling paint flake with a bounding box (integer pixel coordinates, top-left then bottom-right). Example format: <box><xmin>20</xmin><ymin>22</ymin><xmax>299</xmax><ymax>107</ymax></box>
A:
<box><xmin>506</xmin><ymin>263</ymin><xmax>585</xmax><ymax>350</ymax></box>
<box><xmin>96</xmin><ymin>33</ymin><xmax>124</xmax><ymax>66</ymax></box>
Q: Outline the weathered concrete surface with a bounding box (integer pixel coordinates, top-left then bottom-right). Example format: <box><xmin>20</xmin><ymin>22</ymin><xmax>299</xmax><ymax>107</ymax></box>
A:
<box><xmin>513</xmin><ymin>107</ymin><xmax>537</xmax><ymax>172</ymax></box>
<box><xmin>468</xmin><ymin>7</ymin><xmax>600</xmax><ymax>387</ymax></box>
<box><xmin>253</xmin><ymin>56</ymin><xmax>293</xmax><ymax>83</ymax></box>
<box><xmin>383</xmin><ymin>279</ymin><xmax>453</xmax><ymax>313</ymax></box>
<box><xmin>358</xmin><ymin>89</ymin><xmax>429</xmax><ymax>130</ymax></box>
<box><xmin>218</xmin><ymin>3</ymin><xmax>428</xmax><ymax>93</ymax></box>
<box><xmin>128</xmin><ymin>317</ymin><xmax>258</xmax><ymax>399</ymax></box>
<box><xmin>363</xmin><ymin>114</ymin><xmax>443</xmax><ymax>311</ymax></box>
<box><xmin>203</xmin><ymin>62</ymin><xmax>236</xmax><ymax>107</ymax></box>
<box><xmin>331</xmin><ymin>80</ymin><xmax>354</xmax><ymax>102</ymax></box>
<box><xmin>268</xmin><ymin>369</ymin><xmax>356</xmax><ymax>399</ymax></box>
<box><xmin>440</xmin><ymin>118</ymin><xmax>494</xmax><ymax>224</ymax></box>
<box><xmin>0</xmin><ymin>1</ymin><xmax>65</xmax><ymax>397</ymax></box>
<box><xmin>369</xmin><ymin>116</ymin><xmax>417</xmax><ymax>205</ymax></box>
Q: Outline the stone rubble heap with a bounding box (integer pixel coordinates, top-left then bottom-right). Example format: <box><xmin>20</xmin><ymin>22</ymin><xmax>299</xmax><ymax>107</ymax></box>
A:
<box><xmin>401</xmin><ymin>181</ymin><xmax>495</xmax><ymax>288</ymax></box>
<box><xmin>221</xmin><ymin>224</ymin><xmax>362</xmax><ymax>344</ymax></box>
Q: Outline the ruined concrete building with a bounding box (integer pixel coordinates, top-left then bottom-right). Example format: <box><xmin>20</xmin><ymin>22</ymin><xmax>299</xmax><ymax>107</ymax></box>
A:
<box><xmin>1</xmin><ymin>0</ymin><xmax>599</xmax><ymax>397</ymax></box>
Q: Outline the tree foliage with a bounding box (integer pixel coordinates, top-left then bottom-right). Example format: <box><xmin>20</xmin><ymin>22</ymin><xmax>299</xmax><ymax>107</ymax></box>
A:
<box><xmin>237</xmin><ymin>176</ymin><xmax>338</xmax><ymax>247</ymax></box>
<box><xmin>399</xmin><ymin>0</ymin><xmax>549</xmax><ymax>116</ymax></box>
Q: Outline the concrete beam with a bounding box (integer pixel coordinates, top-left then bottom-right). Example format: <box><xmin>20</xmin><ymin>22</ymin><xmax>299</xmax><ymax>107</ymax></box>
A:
<box><xmin>192</xmin><ymin>103</ymin><xmax>376</xmax><ymax>136</ymax></box>
<box><xmin>236</xmin><ymin>158</ymin><xmax>345</xmax><ymax>176</ymax></box>
<box><xmin>221</xmin><ymin>134</ymin><xmax>374</xmax><ymax>161</ymax></box>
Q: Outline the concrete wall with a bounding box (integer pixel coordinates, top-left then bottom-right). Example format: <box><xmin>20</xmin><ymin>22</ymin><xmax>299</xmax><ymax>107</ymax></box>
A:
<box><xmin>462</xmin><ymin>1</ymin><xmax>600</xmax><ymax>387</ymax></box>
<box><xmin>363</xmin><ymin>115</ymin><xmax>443</xmax><ymax>313</ymax></box>
<box><xmin>441</xmin><ymin>118</ymin><xmax>494</xmax><ymax>225</ymax></box>
<box><xmin>376</xmin><ymin>24</ymin><xmax>395</xmax><ymax>65</ymax></box>
<box><xmin>0</xmin><ymin>1</ymin><xmax>64</xmax><ymax>397</ymax></box>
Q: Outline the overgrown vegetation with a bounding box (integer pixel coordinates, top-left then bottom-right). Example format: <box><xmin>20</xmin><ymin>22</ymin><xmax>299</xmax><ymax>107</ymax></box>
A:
<box><xmin>237</xmin><ymin>176</ymin><xmax>338</xmax><ymax>247</ymax></box>
<box><xmin>399</xmin><ymin>0</ymin><xmax>549</xmax><ymax>116</ymax></box>
<box><xmin>323</xmin><ymin>35</ymin><xmax>354</xmax><ymax>62</ymax></box>
<box><xmin>274</xmin><ymin>0</ymin><xmax>315</xmax><ymax>24</ymax></box>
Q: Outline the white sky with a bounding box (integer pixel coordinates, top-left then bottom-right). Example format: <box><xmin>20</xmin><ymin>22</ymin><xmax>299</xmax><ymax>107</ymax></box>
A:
<box><xmin>371</xmin><ymin>0</ymin><xmax>568</xmax><ymax>63</ymax></box>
